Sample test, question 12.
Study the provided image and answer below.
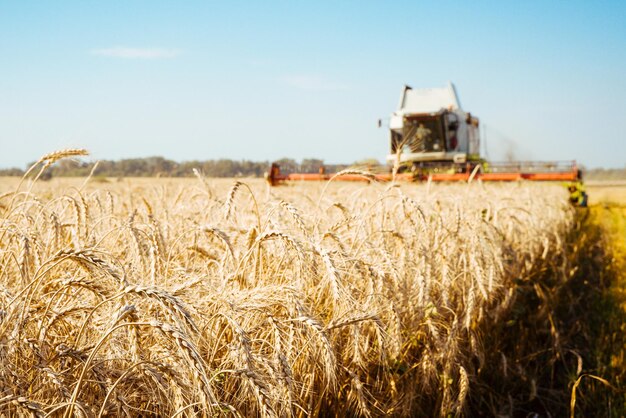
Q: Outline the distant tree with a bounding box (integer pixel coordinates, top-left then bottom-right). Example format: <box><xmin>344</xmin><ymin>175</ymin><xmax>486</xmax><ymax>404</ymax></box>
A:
<box><xmin>0</xmin><ymin>167</ymin><xmax>25</xmax><ymax>176</ymax></box>
<box><xmin>585</xmin><ymin>166</ymin><xmax>626</xmax><ymax>181</ymax></box>
<box><xmin>300</xmin><ymin>159</ymin><xmax>324</xmax><ymax>173</ymax></box>
<box><xmin>0</xmin><ymin>155</ymin><xmax>349</xmax><ymax>178</ymax></box>
<box><xmin>275</xmin><ymin>158</ymin><xmax>298</xmax><ymax>174</ymax></box>
<box><xmin>353</xmin><ymin>158</ymin><xmax>381</xmax><ymax>167</ymax></box>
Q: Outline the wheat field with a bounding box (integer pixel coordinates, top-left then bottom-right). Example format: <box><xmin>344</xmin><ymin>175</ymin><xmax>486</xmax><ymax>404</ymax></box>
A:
<box><xmin>0</xmin><ymin>161</ymin><xmax>574</xmax><ymax>416</ymax></box>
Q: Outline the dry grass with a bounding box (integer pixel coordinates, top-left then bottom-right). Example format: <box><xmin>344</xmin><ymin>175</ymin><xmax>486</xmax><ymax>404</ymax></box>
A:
<box><xmin>586</xmin><ymin>181</ymin><xmax>626</xmax><ymax>206</ymax></box>
<box><xmin>0</xmin><ymin>165</ymin><xmax>576</xmax><ymax>416</ymax></box>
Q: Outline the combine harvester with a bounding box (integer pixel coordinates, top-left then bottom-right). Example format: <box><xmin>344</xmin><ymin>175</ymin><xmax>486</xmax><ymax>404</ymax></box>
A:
<box><xmin>266</xmin><ymin>83</ymin><xmax>587</xmax><ymax>205</ymax></box>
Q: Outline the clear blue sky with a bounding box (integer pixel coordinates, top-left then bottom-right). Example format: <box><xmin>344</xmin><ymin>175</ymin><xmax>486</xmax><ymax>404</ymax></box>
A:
<box><xmin>1</xmin><ymin>1</ymin><xmax>625</xmax><ymax>169</ymax></box>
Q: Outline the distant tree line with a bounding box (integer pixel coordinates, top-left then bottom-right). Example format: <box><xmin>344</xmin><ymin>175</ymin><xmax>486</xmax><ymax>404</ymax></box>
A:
<box><xmin>0</xmin><ymin>157</ymin><xmax>351</xmax><ymax>178</ymax></box>
<box><xmin>584</xmin><ymin>167</ymin><xmax>626</xmax><ymax>181</ymax></box>
<box><xmin>1</xmin><ymin>158</ymin><xmax>623</xmax><ymax>180</ymax></box>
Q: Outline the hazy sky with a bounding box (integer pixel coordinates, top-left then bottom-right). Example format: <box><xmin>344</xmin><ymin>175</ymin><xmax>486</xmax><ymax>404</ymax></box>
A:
<box><xmin>1</xmin><ymin>1</ymin><xmax>625</xmax><ymax>169</ymax></box>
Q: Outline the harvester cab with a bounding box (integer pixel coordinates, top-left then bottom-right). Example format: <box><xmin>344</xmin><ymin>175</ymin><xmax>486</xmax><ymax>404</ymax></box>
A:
<box><xmin>388</xmin><ymin>82</ymin><xmax>481</xmax><ymax>172</ymax></box>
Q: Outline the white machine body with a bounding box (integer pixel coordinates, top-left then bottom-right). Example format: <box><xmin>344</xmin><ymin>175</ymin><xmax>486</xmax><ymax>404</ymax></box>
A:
<box><xmin>387</xmin><ymin>82</ymin><xmax>480</xmax><ymax>165</ymax></box>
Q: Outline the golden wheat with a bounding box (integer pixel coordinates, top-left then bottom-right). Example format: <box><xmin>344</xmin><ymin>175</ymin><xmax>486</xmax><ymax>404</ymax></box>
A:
<box><xmin>0</xmin><ymin>168</ymin><xmax>574</xmax><ymax>416</ymax></box>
